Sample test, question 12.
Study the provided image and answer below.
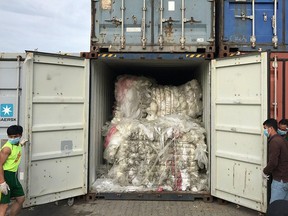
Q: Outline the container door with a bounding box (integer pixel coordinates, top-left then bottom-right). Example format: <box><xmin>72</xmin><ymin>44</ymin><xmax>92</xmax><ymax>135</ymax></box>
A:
<box><xmin>211</xmin><ymin>53</ymin><xmax>268</xmax><ymax>213</ymax></box>
<box><xmin>23</xmin><ymin>52</ymin><xmax>89</xmax><ymax>207</ymax></box>
<box><xmin>154</xmin><ymin>0</ymin><xmax>214</xmax><ymax>52</ymax></box>
<box><xmin>94</xmin><ymin>0</ymin><xmax>153</xmax><ymax>52</ymax></box>
<box><xmin>223</xmin><ymin>0</ymin><xmax>283</xmax><ymax>48</ymax></box>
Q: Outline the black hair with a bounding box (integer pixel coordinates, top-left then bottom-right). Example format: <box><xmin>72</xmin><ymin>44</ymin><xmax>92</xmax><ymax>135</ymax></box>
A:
<box><xmin>7</xmin><ymin>125</ymin><xmax>23</xmax><ymax>136</ymax></box>
<box><xmin>279</xmin><ymin>119</ymin><xmax>288</xmax><ymax>126</ymax></box>
<box><xmin>263</xmin><ymin>118</ymin><xmax>278</xmax><ymax>131</ymax></box>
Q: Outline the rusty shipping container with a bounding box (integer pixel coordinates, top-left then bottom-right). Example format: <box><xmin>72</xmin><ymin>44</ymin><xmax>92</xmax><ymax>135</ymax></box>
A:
<box><xmin>218</xmin><ymin>0</ymin><xmax>288</xmax><ymax>57</ymax></box>
<box><xmin>90</xmin><ymin>0</ymin><xmax>215</xmax><ymax>58</ymax></box>
<box><xmin>269</xmin><ymin>52</ymin><xmax>288</xmax><ymax>120</ymax></box>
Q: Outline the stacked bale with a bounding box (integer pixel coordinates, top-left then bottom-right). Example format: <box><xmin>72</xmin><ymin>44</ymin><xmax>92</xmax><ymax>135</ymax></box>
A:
<box><xmin>95</xmin><ymin>75</ymin><xmax>208</xmax><ymax>192</ymax></box>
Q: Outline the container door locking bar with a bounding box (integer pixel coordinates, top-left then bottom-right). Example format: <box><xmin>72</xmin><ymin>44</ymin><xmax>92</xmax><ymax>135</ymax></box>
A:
<box><xmin>159</xmin><ymin>0</ymin><xmax>164</xmax><ymax>49</ymax></box>
<box><xmin>120</xmin><ymin>0</ymin><xmax>126</xmax><ymax>49</ymax></box>
<box><xmin>180</xmin><ymin>0</ymin><xmax>201</xmax><ymax>49</ymax></box>
<box><xmin>234</xmin><ymin>0</ymin><xmax>256</xmax><ymax>48</ymax></box>
<box><xmin>104</xmin><ymin>1</ymin><xmax>126</xmax><ymax>49</ymax></box>
<box><xmin>272</xmin><ymin>56</ymin><xmax>278</xmax><ymax>119</ymax></box>
<box><xmin>272</xmin><ymin>0</ymin><xmax>278</xmax><ymax>48</ymax></box>
<box><xmin>141</xmin><ymin>0</ymin><xmax>147</xmax><ymax>49</ymax></box>
<box><xmin>180</xmin><ymin>0</ymin><xmax>186</xmax><ymax>49</ymax></box>
<box><xmin>158</xmin><ymin>0</ymin><xmax>179</xmax><ymax>49</ymax></box>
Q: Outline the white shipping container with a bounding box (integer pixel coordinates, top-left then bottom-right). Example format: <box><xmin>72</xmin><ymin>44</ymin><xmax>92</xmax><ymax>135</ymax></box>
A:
<box><xmin>0</xmin><ymin>52</ymin><xmax>268</xmax><ymax>213</ymax></box>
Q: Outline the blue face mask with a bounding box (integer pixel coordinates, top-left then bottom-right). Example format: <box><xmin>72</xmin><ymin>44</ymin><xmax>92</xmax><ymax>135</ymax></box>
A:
<box><xmin>277</xmin><ymin>129</ymin><xmax>287</xmax><ymax>136</ymax></box>
<box><xmin>9</xmin><ymin>137</ymin><xmax>20</xmax><ymax>145</ymax></box>
<box><xmin>264</xmin><ymin>129</ymin><xmax>269</xmax><ymax>137</ymax></box>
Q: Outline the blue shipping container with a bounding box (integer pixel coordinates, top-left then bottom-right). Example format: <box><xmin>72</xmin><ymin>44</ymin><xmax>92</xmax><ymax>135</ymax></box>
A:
<box><xmin>219</xmin><ymin>0</ymin><xmax>287</xmax><ymax>57</ymax></box>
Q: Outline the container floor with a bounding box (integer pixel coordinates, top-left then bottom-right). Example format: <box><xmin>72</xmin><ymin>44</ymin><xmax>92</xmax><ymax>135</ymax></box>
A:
<box><xmin>19</xmin><ymin>199</ymin><xmax>260</xmax><ymax>216</ymax></box>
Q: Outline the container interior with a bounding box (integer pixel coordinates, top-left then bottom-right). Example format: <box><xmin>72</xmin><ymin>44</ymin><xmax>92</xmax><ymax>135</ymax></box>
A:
<box><xmin>89</xmin><ymin>58</ymin><xmax>211</xmax><ymax>192</ymax></box>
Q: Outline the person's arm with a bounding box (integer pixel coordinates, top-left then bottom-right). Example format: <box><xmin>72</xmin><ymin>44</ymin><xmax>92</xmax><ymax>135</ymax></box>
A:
<box><xmin>0</xmin><ymin>147</ymin><xmax>11</xmax><ymax>183</ymax></box>
<box><xmin>263</xmin><ymin>140</ymin><xmax>280</xmax><ymax>175</ymax></box>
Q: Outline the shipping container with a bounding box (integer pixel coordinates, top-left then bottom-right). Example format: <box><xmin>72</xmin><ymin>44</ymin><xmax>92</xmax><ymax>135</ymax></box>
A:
<box><xmin>0</xmin><ymin>53</ymin><xmax>28</xmax><ymax>192</ymax></box>
<box><xmin>2</xmin><ymin>51</ymin><xmax>288</xmax><ymax>213</ymax></box>
<box><xmin>218</xmin><ymin>0</ymin><xmax>288</xmax><ymax>57</ymax></box>
<box><xmin>91</xmin><ymin>0</ymin><xmax>215</xmax><ymax>58</ymax></box>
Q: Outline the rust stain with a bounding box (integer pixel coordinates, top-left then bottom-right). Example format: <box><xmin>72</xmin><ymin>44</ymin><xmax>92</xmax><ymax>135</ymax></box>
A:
<box><xmin>101</xmin><ymin>0</ymin><xmax>112</xmax><ymax>10</ymax></box>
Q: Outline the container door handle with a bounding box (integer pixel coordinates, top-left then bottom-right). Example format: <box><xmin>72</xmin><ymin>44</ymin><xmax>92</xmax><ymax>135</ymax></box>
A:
<box><xmin>272</xmin><ymin>0</ymin><xmax>278</xmax><ymax>48</ymax></box>
<box><xmin>105</xmin><ymin>17</ymin><xmax>122</xmax><ymax>26</ymax></box>
<box><xmin>234</xmin><ymin>12</ymin><xmax>253</xmax><ymax>21</ymax></box>
<box><xmin>162</xmin><ymin>17</ymin><xmax>180</xmax><ymax>24</ymax></box>
<box><xmin>141</xmin><ymin>0</ymin><xmax>147</xmax><ymax>49</ymax></box>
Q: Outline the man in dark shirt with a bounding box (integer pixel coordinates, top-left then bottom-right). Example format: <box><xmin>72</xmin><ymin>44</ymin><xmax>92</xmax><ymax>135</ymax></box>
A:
<box><xmin>267</xmin><ymin>200</ymin><xmax>288</xmax><ymax>216</ymax></box>
<box><xmin>263</xmin><ymin>118</ymin><xmax>288</xmax><ymax>204</ymax></box>
<box><xmin>266</xmin><ymin>200</ymin><xmax>288</xmax><ymax>216</ymax></box>
<box><xmin>278</xmin><ymin>119</ymin><xmax>288</xmax><ymax>141</ymax></box>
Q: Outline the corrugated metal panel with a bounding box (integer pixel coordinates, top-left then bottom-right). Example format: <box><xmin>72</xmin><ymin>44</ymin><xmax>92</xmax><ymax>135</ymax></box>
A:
<box><xmin>219</xmin><ymin>0</ymin><xmax>287</xmax><ymax>57</ymax></box>
<box><xmin>23</xmin><ymin>52</ymin><xmax>89</xmax><ymax>207</ymax></box>
<box><xmin>91</xmin><ymin>0</ymin><xmax>215</xmax><ymax>54</ymax></box>
<box><xmin>269</xmin><ymin>52</ymin><xmax>288</xmax><ymax>120</ymax></box>
<box><xmin>89</xmin><ymin>60</ymin><xmax>114</xmax><ymax>187</ymax></box>
<box><xmin>211</xmin><ymin>53</ymin><xmax>268</xmax><ymax>213</ymax></box>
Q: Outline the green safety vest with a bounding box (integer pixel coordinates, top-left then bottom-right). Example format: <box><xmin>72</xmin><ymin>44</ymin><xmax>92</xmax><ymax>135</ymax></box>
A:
<box><xmin>1</xmin><ymin>141</ymin><xmax>22</xmax><ymax>172</ymax></box>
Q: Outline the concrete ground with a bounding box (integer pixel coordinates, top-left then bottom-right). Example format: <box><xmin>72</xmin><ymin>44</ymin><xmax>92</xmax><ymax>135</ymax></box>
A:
<box><xmin>18</xmin><ymin>198</ymin><xmax>262</xmax><ymax>216</ymax></box>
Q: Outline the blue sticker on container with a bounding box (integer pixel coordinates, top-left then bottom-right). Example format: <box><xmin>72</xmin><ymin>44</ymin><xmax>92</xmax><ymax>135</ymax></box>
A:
<box><xmin>0</xmin><ymin>104</ymin><xmax>14</xmax><ymax>117</ymax></box>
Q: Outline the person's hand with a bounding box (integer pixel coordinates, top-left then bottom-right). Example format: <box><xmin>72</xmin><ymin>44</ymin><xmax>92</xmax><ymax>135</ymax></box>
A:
<box><xmin>20</xmin><ymin>139</ymin><xmax>28</xmax><ymax>146</ymax></box>
<box><xmin>0</xmin><ymin>182</ymin><xmax>10</xmax><ymax>195</ymax></box>
<box><xmin>262</xmin><ymin>172</ymin><xmax>269</xmax><ymax>181</ymax></box>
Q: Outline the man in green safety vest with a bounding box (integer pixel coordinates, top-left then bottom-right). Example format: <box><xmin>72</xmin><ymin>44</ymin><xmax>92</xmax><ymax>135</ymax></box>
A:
<box><xmin>0</xmin><ymin>125</ymin><xmax>27</xmax><ymax>216</ymax></box>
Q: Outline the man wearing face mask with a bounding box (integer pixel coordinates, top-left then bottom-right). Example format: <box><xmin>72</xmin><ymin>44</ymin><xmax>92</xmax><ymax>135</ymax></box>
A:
<box><xmin>263</xmin><ymin>118</ymin><xmax>288</xmax><ymax>204</ymax></box>
<box><xmin>0</xmin><ymin>125</ymin><xmax>27</xmax><ymax>216</ymax></box>
<box><xmin>278</xmin><ymin>119</ymin><xmax>288</xmax><ymax>141</ymax></box>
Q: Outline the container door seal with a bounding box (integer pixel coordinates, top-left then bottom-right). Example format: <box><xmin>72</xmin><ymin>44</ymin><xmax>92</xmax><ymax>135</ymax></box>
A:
<box><xmin>211</xmin><ymin>53</ymin><xmax>268</xmax><ymax>213</ymax></box>
<box><xmin>23</xmin><ymin>51</ymin><xmax>89</xmax><ymax>207</ymax></box>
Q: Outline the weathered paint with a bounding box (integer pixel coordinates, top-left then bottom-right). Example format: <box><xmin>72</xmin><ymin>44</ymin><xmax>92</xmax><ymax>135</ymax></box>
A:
<box><xmin>269</xmin><ymin>52</ymin><xmax>288</xmax><ymax>121</ymax></box>
<box><xmin>91</xmin><ymin>0</ymin><xmax>215</xmax><ymax>56</ymax></box>
<box><xmin>219</xmin><ymin>0</ymin><xmax>287</xmax><ymax>57</ymax></box>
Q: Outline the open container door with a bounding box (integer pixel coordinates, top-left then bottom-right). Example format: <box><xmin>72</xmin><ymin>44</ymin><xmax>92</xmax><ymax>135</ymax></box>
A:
<box><xmin>23</xmin><ymin>52</ymin><xmax>89</xmax><ymax>207</ymax></box>
<box><xmin>211</xmin><ymin>53</ymin><xmax>268</xmax><ymax>213</ymax></box>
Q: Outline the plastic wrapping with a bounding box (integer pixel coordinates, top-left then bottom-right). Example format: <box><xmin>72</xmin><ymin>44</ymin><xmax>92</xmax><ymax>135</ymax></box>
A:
<box><xmin>99</xmin><ymin>114</ymin><xmax>208</xmax><ymax>193</ymax></box>
<box><xmin>96</xmin><ymin>76</ymin><xmax>208</xmax><ymax>193</ymax></box>
<box><xmin>112</xmin><ymin>75</ymin><xmax>154</xmax><ymax>122</ymax></box>
<box><xmin>147</xmin><ymin>80</ymin><xmax>203</xmax><ymax>120</ymax></box>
